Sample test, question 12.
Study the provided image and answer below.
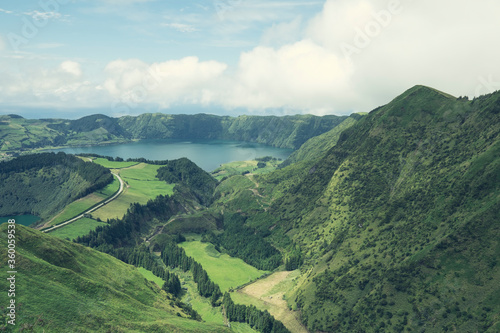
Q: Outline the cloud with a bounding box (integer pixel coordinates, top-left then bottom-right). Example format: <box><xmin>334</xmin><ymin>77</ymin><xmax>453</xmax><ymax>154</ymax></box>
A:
<box><xmin>0</xmin><ymin>8</ymin><xmax>14</xmax><ymax>14</ymax></box>
<box><xmin>218</xmin><ymin>40</ymin><xmax>354</xmax><ymax>113</ymax></box>
<box><xmin>60</xmin><ymin>61</ymin><xmax>82</xmax><ymax>77</ymax></box>
<box><xmin>102</xmin><ymin>57</ymin><xmax>228</xmax><ymax>109</ymax></box>
<box><xmin>225</xmin><ymin>0</ymin><xmax>500</xmax><ymax>113</ymax></box>
<box><xmin>161</xmin><ymin>23</ymin><xmax>198</xmax><ymax>33</ymax></box>
<box><xmin>2</xmin><ymin>0</ymin><xmax>500</xmax><ymax>115</ymax></box>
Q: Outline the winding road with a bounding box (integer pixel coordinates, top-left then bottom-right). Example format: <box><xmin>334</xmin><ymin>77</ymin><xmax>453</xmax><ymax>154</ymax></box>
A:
<box><xmin>43</xmin><ymin>172</ymin><xmax>125</xmax><ymax>233</ymax></box>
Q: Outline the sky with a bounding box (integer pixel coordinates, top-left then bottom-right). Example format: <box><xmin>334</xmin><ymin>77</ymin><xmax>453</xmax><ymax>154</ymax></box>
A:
<box><xmin>1</xmin><ymin>0</ymin><xmax>500</xmax><ymax>119</ymax></box>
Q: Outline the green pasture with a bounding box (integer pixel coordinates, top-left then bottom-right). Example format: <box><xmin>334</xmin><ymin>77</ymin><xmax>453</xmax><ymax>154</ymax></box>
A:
<box><xmin>179</xmin><ymin>241</ymin><xmax>267</xmax><ymax>292</ymax></box>
<box><xmin>49</xmin><ymin>218</ymin><xmax>107</xmax><ymax>240</ymax></box>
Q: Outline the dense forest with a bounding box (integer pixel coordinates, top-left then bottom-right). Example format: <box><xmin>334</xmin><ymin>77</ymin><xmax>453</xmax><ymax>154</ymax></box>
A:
<box><xmin>203</xmin><ymin>213</ymin><xmax>282</xmax><ymax>271</ymax></box>
<box><xmin>156</xmin><ymin>158</ymin><xmax>219</xmax><ymax>205</ymax></box>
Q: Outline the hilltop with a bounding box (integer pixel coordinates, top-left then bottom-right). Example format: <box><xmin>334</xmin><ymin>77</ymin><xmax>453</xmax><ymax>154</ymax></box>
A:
<box><xmin>210</xmin><ymin>85</ymin><xmax>500</xmax><ymax>332</ymax></box>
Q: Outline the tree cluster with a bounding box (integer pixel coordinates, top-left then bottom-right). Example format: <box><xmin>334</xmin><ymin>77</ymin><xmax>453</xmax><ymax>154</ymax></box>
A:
<box><xmin>0</xmin><ymin>152</ymin><xmax>112</xmax><ymax>195</ymax></box>
<box><xmin>161</xmin><ymin>241</ymin><xmax>222</xmax><ymax>306</ymax></box>
<box><xmin>156</xmin><ymin>158</ymin><xmax>218</xmax><ymax>205</ymax></box>
<box><xmin>208</xmin><ymin>213</ymin><xmax>282</xmax><ymax>271</ymax></box>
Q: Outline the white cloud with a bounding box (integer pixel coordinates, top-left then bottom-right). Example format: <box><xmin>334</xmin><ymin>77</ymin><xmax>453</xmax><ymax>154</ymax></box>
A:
<box><xmin>218</xmin><ymin>40</ymin><xmax>354</xmax><ymax>113</ymax></box>
<box><xmin>0</xmin><ymin>8</ymin><xmax>14</xmax><ymax>14</ymax></box>
<box><xmin>60</xmin><ymin>61</ymin><xmax>82</xmax><ymax>77</ymax></box>
<box><xmin>25</xmin><ymin>10</ymin><xmax>61</xmax><ymax>20</ymax></box>
<box><xmin>103</xmin><ymin>57</ymin><xmax>227</xmax><ymax>108</ymax></box>
<box><xmin>2</xmin><ymin>0</ymin><xmax>500</xmax><ymax>114</ymax></box>
<box><xmin>225</xmin><ymin>0</ymin><xmax>500</xmax><ymax>113</ymax></box>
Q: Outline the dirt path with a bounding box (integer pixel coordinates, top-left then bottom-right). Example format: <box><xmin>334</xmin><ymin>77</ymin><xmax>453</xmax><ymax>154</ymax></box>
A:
<box><xmin>42</xmin><ymin>173</ymin><xmax>125</xmax><ymax>233</ymax></box>
<box><xmin>236</xmin><ymin>271</ymin><xmax>309</xmax><ymax>333</ymax></box>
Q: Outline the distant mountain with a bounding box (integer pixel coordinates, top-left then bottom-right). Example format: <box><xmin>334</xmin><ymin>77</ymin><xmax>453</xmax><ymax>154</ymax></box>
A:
<box><xmin>0</xmin><ymin>113</ymin><xmax>348</xmax><ymax>155</ymax></box>
<box><xmin>214</xmin><ymin>85</ymin><xmax>500</xmax><ymax>332</ymax></box>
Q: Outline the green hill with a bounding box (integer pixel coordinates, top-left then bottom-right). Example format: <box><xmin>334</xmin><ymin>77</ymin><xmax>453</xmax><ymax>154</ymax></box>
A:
<box><xmin>212</xmin><ymin>85</ymin><xmax>500</xmax><ymax>332</ymax></box>
<box><xmin>0</xmin><ymin>153</ymin><xmax>112</xmax><ymax>220</ymax></box>
<box><xmin>0</xmin><ymin>224</ymin><xmax>230</xmax><ymax>332</ymax></box>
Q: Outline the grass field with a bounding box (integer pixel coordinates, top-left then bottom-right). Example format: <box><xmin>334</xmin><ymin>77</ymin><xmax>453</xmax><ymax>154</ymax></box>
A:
<box><xmin>46</xmin><ymin>178</ymin><xmax>120</xmax><ymax>226</ymax></box>
<box><xmin>93</xmin><ymin>157</ymin><xmax>139</xmax><ymax>169</ymax></box>
<box><xmin>138</xmin><ymin>267</ymin><xmax>165</xmax><ymax>288</ymax></box>
<box><xmin>211</xmin><ymin>159</ymin><xmax>282</xmax><ymax>181</ymax></box>
<box><xmin>179</xmin><ymin>241</ymin><xmax>267</xmax><ymax>292</ymax></box>
<box><xmin>170</xmin><ymin>264</ymin><xmax>258</xmax><ymax>333</ymax></box>
<box><xmin>48</xmin><ymin>218</ymin><xmax>107</xmax><ymax>240</ymax></box>
<box><xmin>92</xmin><ymin>163</ymin><xmax>175</xmax><ymax>221</ymax></box>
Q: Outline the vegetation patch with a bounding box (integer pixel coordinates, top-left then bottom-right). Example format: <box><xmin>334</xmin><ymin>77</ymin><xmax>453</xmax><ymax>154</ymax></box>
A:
<box><xmin>92</xmin><ymin>163</ymin><xmax>175</xmax><ymax>221</ymax></box>
<box><xmin>49</xmin><ymin>217</ymin><xmax>107</xmax><ymax>240</ymax></box>
<box><xmin>179</xmin><ymin>240</ymin><xmax>267</xmax><ymax>292</ymax></box>
<box><xmin>93</xmin><ymin>157</ymin><xmax>139</xmax><ymax>169</ymax></box>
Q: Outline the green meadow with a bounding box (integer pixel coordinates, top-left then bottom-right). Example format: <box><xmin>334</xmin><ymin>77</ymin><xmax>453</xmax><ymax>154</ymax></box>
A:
<box><xmin>168</xmin><ymin>259</ymin><xmax>259</xmax><ymax>333</ymax></box>
<box><xmin>93</xmin><ymin>157</ymin><xmax>139</xmax><ymax>169</ymax></box>
<box><xmin>47</xmin><ymin>177</ymin><xmax>120</xmax><ymax>226</ymax></box>
<box><xmin>138</xmin><ymin>267</ymin><xmax>166</xmax><ymax>288</ymax></box>
<box><xmin>49</xmin><ymin>218</ymin><xmax>107</xmax><ymax>240</ymax></box>
<box><xmin>92</xmin><ymin>163</ymin><xmax>175</xmax><ymax>221</ymax></box>
<box><xmin>179</xmin><ymin>240</ymin><xmax>267</xmax><ymax>292</ymax></box>
<box><xmin>211</xmin><ymin>158</ymin><xmax>282</xmax><ymax>181</ymax></box>
<box><xmin>0</xmin><ymin>225</ymin><xmax>230</xmax><ymax>333</ymax></box>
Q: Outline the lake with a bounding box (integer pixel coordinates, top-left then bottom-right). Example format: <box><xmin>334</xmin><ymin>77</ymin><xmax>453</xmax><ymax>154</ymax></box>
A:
<box><xmin>50</xmin><ymin>139</ymin><xmax>293</xmax><ymax>171</ymax></box>
<box><xmin>0</xmin><ymin>214</ymin><xmax>40</xmax><ymax>226</ymax></box>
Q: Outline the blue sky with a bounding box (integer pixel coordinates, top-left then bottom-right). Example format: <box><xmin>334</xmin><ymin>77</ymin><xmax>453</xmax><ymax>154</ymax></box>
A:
<box><xmin>1</xmin><ymin>0</ymin><xmax>500</xmax><ymax>119</ymax></box>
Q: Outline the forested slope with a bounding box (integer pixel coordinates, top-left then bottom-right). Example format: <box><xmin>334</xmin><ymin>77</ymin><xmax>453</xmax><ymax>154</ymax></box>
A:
<box><xmin>268</xmin><ymin>86</ymin><xmax>500</xmax><ymax>332</ymax></box>
<box><xmin>0</xmin><ymin>153</ymin><xmax>112</xmax><ymax>220</ymax></box>
<box><xmin>280</xmin><ymin>114</ymin><xmax>362</xmax><ymax>167</ymax></box>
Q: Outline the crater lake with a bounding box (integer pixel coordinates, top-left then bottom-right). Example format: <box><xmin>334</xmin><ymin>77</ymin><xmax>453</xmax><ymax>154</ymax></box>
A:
<box><xmin>49</xmin><ymin>139</ymin><xmax>293</xmax><ymax>171</ymax></box>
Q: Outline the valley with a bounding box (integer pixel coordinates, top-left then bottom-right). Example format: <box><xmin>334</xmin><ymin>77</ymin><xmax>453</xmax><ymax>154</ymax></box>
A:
<box><xmin>0</xmin><ymin>85</ymin><xmax>499</xmax><ymax>332</ymax></box>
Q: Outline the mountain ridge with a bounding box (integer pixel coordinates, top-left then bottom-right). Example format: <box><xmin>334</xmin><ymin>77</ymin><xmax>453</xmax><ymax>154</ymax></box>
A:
<box><xmin>0</xmin><ymin>113</ymin><xmax>348</xmax><ymax>156</ymax></box>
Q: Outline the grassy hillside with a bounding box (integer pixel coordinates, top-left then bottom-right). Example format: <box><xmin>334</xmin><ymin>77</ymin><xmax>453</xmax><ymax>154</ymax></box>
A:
<box><xmin>0</xmin><ymin>224</ymin><xmax>231</xmax><ymax>332</ymax></box>
<box><xmin>266</xmin><ymin>86</ymin><xmax>500</xmax><ymax>332</ymax></box>
<box><xmin>91</xmin><ymin>162</ymin><xmax>175</xmax><ymax>221</ymax></box>
<box><xmin>208</xmin><ymin>85</ymin><xmax>499</xmax><ymax>332</ymax></box>
<box><xmin>280</xmin><ymin>115</ymin><xmax>360</xmax><ymax>167</ymax></box>
<box><xmin>0</xmin><ymin>153</ymin><xmax>112</xmax><ymax>221</ymax></box>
